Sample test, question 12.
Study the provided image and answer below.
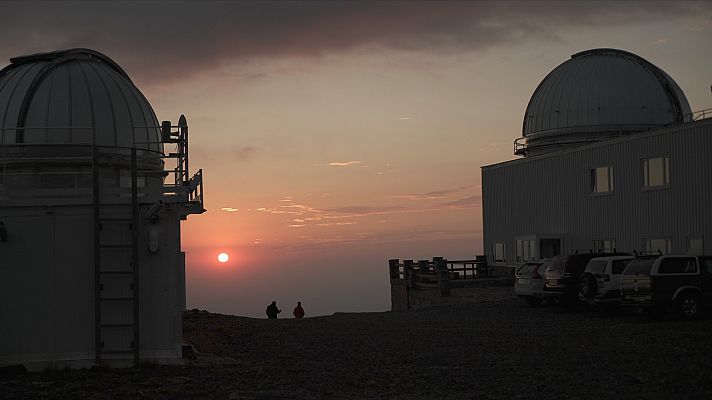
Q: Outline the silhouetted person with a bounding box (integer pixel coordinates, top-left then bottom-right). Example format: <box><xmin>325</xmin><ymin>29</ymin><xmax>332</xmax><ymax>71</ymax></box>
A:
<box><xmin>293</xmin><ymin>301</ymin><xmax>305</xmax><ymax>319</ymax></box>
<box><xmin>266</xmin><ymin>301</ymin><xmax>281</xmax><ymax>319</ymax></box>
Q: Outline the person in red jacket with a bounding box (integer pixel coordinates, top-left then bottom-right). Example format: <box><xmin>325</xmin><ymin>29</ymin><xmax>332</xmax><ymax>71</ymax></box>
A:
<box><xmin>293</xmin><ymin>301</ymin><xmax>305</xmax><ymax>319</ymax></box>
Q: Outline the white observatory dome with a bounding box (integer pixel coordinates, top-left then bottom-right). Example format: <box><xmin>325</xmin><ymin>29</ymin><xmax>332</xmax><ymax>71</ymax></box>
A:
<box><xmin>518</xmin><ymin>48</ymin><xmax>691</xmax><ymax>156</ymax></box>
<box><xmin>0</xmin><ymin>48</ymin><xmax>161</xmax><ymax>152</ymax></box>
<box><xmin>1</xmin><ymin>49</ymin><xmax>205</xmax><ymax>370</ymax></box>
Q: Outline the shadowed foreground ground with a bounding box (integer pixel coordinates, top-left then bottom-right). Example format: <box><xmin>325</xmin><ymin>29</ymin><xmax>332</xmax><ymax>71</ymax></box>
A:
<box><xmin>2</xmin><ymin>288</ymin><xmax>711</xmax><ymax>399</ymax></box>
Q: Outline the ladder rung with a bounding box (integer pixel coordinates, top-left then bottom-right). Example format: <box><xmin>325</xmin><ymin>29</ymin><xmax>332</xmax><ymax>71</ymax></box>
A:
<box><xmin>101</xmin><ymin>350</ymin><xmax>135</xmax><ymax>355</ymax></box>
<box><xmin>100</xmin><ymin>244</ymin><xmax>132</xmax><ymax>248</ymax></box>
<box><xmin>100</xmin><ymin>323</ymin><xmax>135</xmax><ymax>328</ymax></box>
<box><xmin>100</xmin><ymin>297</ymin><xmax>134</xmax><ymax>302</ymax></box>
<box><xmin>100</xmin><ymin>271</ymin><xmax>133</xmax><ymax>275</ymax></box>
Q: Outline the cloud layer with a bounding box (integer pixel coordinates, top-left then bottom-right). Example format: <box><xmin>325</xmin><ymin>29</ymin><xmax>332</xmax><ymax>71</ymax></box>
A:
<box><xmin>0</xmin><ymin>1</ymin><xmax>706</xmax><ymax>85</ymax></box>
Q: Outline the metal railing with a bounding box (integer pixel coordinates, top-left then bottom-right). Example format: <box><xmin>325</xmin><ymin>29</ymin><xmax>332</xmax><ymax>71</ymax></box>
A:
<box><xmin>514</xmin><ymin>107</ymin><xmax>712</xmax><ymax>156</ymax></box>
<box><xmin>686</xmin><ymin>107</ymin><xmax>712</xmax><ymax>122</ymax></box>
<box><xmin>0</xmin><ymin>120</ymin><xmax>204</xmax><ymax>211</ymax></box>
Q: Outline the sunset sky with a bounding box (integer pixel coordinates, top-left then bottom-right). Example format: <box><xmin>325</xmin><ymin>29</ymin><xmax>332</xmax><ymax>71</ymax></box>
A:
<box><xmin>2</xmin><ymin>1</ymin><xmax>710</xmax><ymax>317</ymax></box>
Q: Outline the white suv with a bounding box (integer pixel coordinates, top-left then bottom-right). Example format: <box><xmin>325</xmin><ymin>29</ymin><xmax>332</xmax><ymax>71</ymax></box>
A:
<box><xmin>579</xmin><ymin>255</ymin><xmax>635</xmax><ymax>312</ymax></box>
<box><xmin>515</xmin><ymin>260</ymin><xmax>549</xmax><ymax>306</ymax></box>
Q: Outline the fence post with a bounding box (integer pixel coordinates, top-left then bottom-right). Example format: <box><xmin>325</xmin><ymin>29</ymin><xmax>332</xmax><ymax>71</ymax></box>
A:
<box><xmin>474</xmin><ymin>254</ymin><xmax>487</xmax><ymax>278</ymax></box>
<box><xmin>417</xmin><ymin>260</ymin><xmax>429</xmax><ymax>273</ymax></box>
<box><xmin>435</xmin><ymin>258</ymin><xmax>450</xmax><ymax>296</ymax></box>
<box><xmin>388</xmin><ymin>259</ymin><xmax>400</xmax><ymax>279</ymax></box>
<box><xmin>403</xmin><ymin>260</ymin><xmax>414</xmax><ymax>280</ymax></box>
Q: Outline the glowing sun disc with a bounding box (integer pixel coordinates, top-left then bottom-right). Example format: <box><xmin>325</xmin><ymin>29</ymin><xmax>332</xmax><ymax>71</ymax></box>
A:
<box><xmin>217</xmin><ymin>252</ymin><xmax>229</xmax><ymax>263</ymax></box>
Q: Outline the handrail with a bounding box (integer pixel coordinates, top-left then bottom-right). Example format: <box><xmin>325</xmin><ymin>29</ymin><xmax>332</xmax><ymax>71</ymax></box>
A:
<box><xmin>686</xmin><ymin>107</ymin><xmax>712</xmax><ymax>122</ymax></box>
<box><xmin>1</xmin><ymin>121</ymin><xmax>204</xmax><ymax>213</ymax></box>
<box><xmin>513</xmin><ymin>107</ymin><xmax>712</xmax><ymax>156</ymax></box>
<box><xmin>389</xmin><ymin>257</ymin><xmax>491</xmax><ymax>281</ymax></box>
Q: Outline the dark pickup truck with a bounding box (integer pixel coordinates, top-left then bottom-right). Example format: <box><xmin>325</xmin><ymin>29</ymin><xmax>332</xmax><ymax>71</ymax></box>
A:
<box><xmin>620</xmin><ymin>255</ymin><xmax>712</xmax><ymax>319</ymax></box>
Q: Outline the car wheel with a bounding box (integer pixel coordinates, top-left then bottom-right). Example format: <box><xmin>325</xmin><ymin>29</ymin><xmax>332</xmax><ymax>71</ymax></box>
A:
<box><xmin>525</xmin><ymin>297</ymin><xmax>543</xmax><ymax>306</ymax></box>
<box><xmin>676</xmin><ymin>292</ymin><xmax>700</xmax><ymax>320</ymax></box>
<box><xmin>579</xmin><ymin>274</ymin><xmax>597</xmax><ymax>299</ymax></box>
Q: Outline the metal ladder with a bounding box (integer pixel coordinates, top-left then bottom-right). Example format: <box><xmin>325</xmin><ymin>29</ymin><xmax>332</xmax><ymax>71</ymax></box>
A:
<box><xmin>92</xmin><ymin>147</ymin><xmax>140</xmax><ymax>366</ymax></box>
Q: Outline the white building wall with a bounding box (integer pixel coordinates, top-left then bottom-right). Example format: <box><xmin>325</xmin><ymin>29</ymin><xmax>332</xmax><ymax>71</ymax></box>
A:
<box><xmin>482</xmin><ymin>118</ymin><xmax>712</xmax><ymax>266</ymax></box>
<box><xmin>0</xmin><ymin>202</ymin><xmax>187</xmax><ymax>369</ymax></box>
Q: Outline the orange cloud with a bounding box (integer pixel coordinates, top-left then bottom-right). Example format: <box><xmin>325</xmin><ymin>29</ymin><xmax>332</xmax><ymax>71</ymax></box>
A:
<box><xmin>328</xmin><ymin>161</ymin><xmax>362</xmax><ymax>167</ymax></box>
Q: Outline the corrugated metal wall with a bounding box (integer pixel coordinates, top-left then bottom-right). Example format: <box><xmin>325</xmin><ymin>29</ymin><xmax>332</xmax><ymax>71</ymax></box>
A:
<box><xmin>482</xmin><ymin>119</ymin><xmax>712</xmax><ymax>265</ymax></box>
<box><xmin>0</xmin><ymin>204</ymin><xmax>185</xmax><ymax>367</ymax></box>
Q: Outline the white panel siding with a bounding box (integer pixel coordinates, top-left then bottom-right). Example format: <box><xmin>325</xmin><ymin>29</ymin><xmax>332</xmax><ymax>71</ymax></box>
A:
<box><xmin>482</xmin><ymin>119</ymin><xmax>712</xmax><ymax>265</ymax></box>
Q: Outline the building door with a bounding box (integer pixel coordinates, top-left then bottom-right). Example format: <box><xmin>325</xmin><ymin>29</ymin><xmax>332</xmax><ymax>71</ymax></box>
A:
<box><xmin>540</xmin><ymin>239</ymin><xmax>561</xmax><ymax>259</ymax></box>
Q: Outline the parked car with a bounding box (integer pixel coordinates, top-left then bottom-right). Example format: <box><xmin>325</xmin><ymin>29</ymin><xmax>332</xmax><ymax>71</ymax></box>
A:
<box><xmin>620</xmin><ymin>255</ymin><xmax>712</xmax><ymax>319</ymax></box>
<box><xmin>515</xmin><ymin>260</ymin><xmax>549</xmax><ymax>306</ymax></box>
<box><xmin>579</xmin><ymin>255</ymin><xmax>635</xmax><ymax>312</ymax></box>
<box><xmin>544</xmin><ymin>252</ymin><xmax>628</xmax><ymax>305</ymax></box>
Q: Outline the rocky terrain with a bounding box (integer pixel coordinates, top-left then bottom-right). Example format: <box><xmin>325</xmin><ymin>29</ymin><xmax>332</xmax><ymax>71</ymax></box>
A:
<box><xmin>2</xmin><ymin>287</ymin><xmax>711</xmax><ymax>399</ymax></box>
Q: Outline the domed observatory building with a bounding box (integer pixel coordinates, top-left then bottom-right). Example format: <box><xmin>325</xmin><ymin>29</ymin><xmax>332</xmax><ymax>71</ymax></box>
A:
<box><xmin>482</xmin><ymin>48</ymin><xmax>711</xmax><ymax>266</ymax></box>
<box><xmin>0</xmin><ymin>49</ymin><xmax>205</xmax><ymax>369</ymax></box>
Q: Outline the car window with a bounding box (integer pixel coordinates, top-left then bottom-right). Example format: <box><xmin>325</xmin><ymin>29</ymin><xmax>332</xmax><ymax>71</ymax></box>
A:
<box><xmin>538</xmin><ymin>261</ymin><xmax>551</xmax><ymax>274</ymax></box>
<box><xmin>518</xmin><ymin>262</ymin><xmax>543</xmax><ymax>275</ymax></box>
<box><xmin>586</xmin><ymin>260</ymin><xmax>606</xmax><ymax>274</ymax></box>
<box><xmin>624</xmin><ymin>259</ymin><xmax>654</xmax><ymax>275</ymax></box>
<box><xmin>658</xmin><ymin>257</ymin><xmax>697</xmax><ymax>274</ymax></box>
<box><xmin>547</xmin><ymin>256</ymin><xmax>566</xmax><ymax>272</ymax></box>
<box><xmin>566</xmin><ymin>255</ymin><xmax>593</xmax><ymax>273</ymax></box>
<box><xmin>702</xmin><ymin>257</ymin><xmax>712</xmax><ymax>274</ymax></box>
<box><xmin>516</xmin><ymin>264</ymin><xmax>532</xmax><ymax>275</ymax></box>
<box><xmin>612</xmin><ymin>259</ymin><xmax>632</xmax><ymax>274</ymax></box>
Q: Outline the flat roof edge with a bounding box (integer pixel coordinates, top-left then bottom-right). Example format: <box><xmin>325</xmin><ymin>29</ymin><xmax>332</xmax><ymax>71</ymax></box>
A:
<box><xmin>482</xmin><ymin>117</ymin><xmax>712</xmax><ymax>171</ymax></box>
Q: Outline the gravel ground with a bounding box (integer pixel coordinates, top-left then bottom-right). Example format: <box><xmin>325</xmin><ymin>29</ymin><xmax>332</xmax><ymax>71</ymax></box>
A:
<box><xmin>2</xmin><ymin>287</ymin><xmax>711</xmax><ymax>399</ymax></box>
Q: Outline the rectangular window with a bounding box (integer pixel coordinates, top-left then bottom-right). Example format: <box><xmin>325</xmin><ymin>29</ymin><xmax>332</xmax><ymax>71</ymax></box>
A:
<box><xmin>528</xmin><ymin>240</ymin><xmax>538</xmax><ymax>261</ymax></box>
<box><xmin>516</xmin><ymin>240</ymin><xmax>523</xmax><ymax>263</ymax></box>
<box><xmin>592</xmin><ymin>239</ymin><xmax>616</xmax><ymax>253</ymax></box>
<box><xmin>612</xmin><ymin>259</ymin><xmax>632</xmax><ymax>275</ymax></box>
<box><xmin>643</xmin><ymin>156</ymin><xmax>669</xmax><ymax>187</ymax></box>
<box><xmin>494</xmin><ymin>242</ymin><xmax>506</xmax><ymax>264</ymax></box>
<box><xmin>516</xmin><ymin>238</ymin><xmax>538</xmax><ymax>262</ymax></box>
<box><xmin>688</xmin><ymin>238</ymin><xmax>704</xmax><ymax>255</ymax></box>
<box><xmin>591</xmin><ymin>166</ymin><xmax>614</xmax><ymax>193</ymax></box>
<box><xmin>645</xmin><ymin>238</ymin><xmax>671</xmax><ymax>255</ymax></box>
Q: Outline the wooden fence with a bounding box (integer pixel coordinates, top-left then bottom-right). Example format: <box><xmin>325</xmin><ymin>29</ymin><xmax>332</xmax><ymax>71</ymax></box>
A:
<box><xmin>388</xmin><ymin>256</ymin><xmax>515</xmax><ymax>310</ymax></box>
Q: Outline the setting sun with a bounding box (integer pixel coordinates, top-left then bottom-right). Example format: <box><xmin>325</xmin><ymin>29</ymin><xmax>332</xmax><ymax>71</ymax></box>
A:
<box><xmin>217</xmin><ymin>252</ymin><xmax>229</xmax><ymax>263</ymax></box>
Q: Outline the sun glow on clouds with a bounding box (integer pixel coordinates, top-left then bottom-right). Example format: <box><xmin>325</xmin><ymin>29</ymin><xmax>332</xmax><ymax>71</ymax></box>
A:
<box><xmin>316</xmin><ymin>221</ymin><xmax>358</xmax><ymax>226</ymax></box>
<box><xmin>328</xmin><ymin>161</ymin><xmax>361</xmax><ymax>167</ymax></box>
<box><xmin>221</xmin><ymin>207</ymin><xmax>239</xmax><ymax>212</ymax></box>
<box><xmin>391</xmin><ymin>194</ymin><xmax>448</xmax><ymax>200</ymax></box>
<box><xmin>243</xmin><ymin>189</ymin><xmax>480</xmax><ymax>232</ymax></box>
